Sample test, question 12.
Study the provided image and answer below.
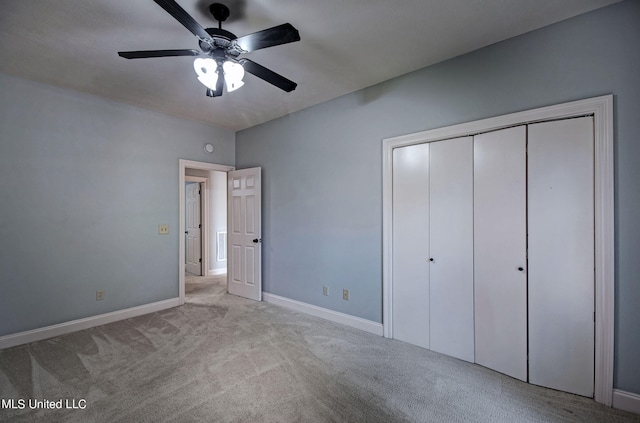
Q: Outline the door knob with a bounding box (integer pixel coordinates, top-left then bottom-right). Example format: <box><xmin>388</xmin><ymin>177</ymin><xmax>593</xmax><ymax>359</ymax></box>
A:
<box><xmin>518</xmin><ymin>266</ymin><xmax>524</xmax><ymax>271</ymax></box>
<box><xmin>252</xmin><ymin>238</ymin><xmax>262</xmax><ymax>243</ymax></box>
<box><xmin>429</xmin><ymin>258</ymin><xmax>434</xmax><ymax>262</ymax></box>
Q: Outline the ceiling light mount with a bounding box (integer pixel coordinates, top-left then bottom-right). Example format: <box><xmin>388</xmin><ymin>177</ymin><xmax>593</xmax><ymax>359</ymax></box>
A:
<box><xmin>209</xmin><ymin>3</ymin><xmax>230</xmax><ymax>27</ymax></box>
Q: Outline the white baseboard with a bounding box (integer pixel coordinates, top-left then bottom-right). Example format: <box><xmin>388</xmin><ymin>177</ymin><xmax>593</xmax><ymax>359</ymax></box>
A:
<box><xmin>208</xmin><ymin>268</ymin><xmax>227</xmax><ymax>276</ymax></box>
<box><xmin>262</xmin><ymin>293</ymin><xmax>383</xmax><ymax>336</ymax></box>
<box><xmin>613</xmin><ymin>389</ymin><xmax>640</xmax><ymax>415</ymax></box>
<box><xmin>0</xmin><ymin>298</ymin><xmax>181</xmax><ymax>350</ymax></box>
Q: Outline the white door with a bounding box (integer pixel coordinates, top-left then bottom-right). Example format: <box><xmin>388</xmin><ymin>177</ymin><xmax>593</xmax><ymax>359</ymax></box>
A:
<box><xmin>528</xmin><ymin>117</ymin><xmax>595</xmax><ymax>397</ymax></box>
<box><xmin>429</xmin><ymin>136</ymin><xmax>474</xmax><ymax>362</ymax></box>
<box><xmin>392</xmin><ymin>143</ymin><xmax>430</xmax><ymax>349</ymax></box>
<box><xmin>228</xmin><ymin>167</ymin><xmax>262</xmax><ymax>301</ymax></box>
<box><xmin>474</xmin><ymin>126</ymin><xmax>528</xmax><ymax>381</ymax></box>
<box><xmin>185</xmin><ymin>182</ymin><xmax>202</xmax><ymax>275</ymax></box>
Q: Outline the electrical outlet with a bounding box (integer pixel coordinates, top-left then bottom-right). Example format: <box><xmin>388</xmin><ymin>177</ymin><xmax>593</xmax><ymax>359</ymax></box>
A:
<box><xmin>96</xmin><ymin>290</ymin><xmax>105</xmax><ymax>301</ymax></box>
<box><xmin>158</xmin><ymin>224</ymin><xmax>169</xmax><ymax>235</ymax></box>
<box><xmin>343</xmin><ymin>289</ymin><xmax>350</xmax><ymax>301</ymax></box>
<box><xmin>323</xmin><ymin>286</ymin><xmax>329</xmax><ymax>296</ymax></box>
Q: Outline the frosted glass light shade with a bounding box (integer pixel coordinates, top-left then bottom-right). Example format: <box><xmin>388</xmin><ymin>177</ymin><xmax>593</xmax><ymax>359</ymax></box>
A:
<box><xmin>193</xmin><ymin>58</ymin><xmax>218</xmax><ymax>90</ymax></box>
<box><xmin>223</xmin><ymin>61</ymin><xmax>245</xmax><ymax>92</ymax></box>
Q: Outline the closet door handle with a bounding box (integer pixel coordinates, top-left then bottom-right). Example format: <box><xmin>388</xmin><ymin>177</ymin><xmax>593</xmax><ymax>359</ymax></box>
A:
<box><xmin>517</xmin><ymin>266</ymin><xmax>524</xmax><ymax>271</ymax></box>
<box><xmin>429</xmin><ymin>258</ymin><xmax>434</xmax><ymax>262</ymax></box>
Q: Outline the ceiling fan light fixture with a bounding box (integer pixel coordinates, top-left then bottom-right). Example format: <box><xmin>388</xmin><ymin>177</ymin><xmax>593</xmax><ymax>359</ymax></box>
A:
<box><xmin>223</xmin><ymin>61</ymin><xmax>245</xmax><ymax>92</ymax></box>
<box><xmin>193</xmin><ymin>58</ymin><xmax>218</xmax><ymax>90</ymax></box>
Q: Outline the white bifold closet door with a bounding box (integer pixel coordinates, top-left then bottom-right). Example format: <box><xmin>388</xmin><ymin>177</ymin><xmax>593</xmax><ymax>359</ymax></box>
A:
<box><xmin>392</xmin><ymin>143</ymin><xmax>430</xmax><ymax>349</ymax></box>
<box><xmin>429</xmin><ymin>136</ymin><xmax>474</xmax><ymax>362</ymax></box>
<box><xmin>392</xmin><ymin>138</ymin><xmax>474</xmax><ymax>361</ymax></box>
<box><xmin>393</xmin><ymin>115</ymin><xmax>595</xmax><ymax>397</ymax></box>
<box><xmin>528</xmin><ymin>117</ymin><xmax>595</xmax><ymax>397</ymax></box>
<box><xmin>473</xmin><ymin>126</ymin><xmax>528</xmax><ymax>381</ymax></box>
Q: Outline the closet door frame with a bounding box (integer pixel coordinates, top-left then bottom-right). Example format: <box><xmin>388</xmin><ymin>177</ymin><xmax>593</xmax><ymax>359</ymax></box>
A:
<box><xmin>382</xmin><ymin>95</ymin><xmax>614</xmax><ymax>405</ymax></box>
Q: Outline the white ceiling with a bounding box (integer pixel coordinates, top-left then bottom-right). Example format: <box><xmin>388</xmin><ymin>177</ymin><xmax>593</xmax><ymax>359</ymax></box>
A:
<box><xmin>0</xmin><ymin>0</ymin><xmax>621</xmax><ymax>131</ymax></box>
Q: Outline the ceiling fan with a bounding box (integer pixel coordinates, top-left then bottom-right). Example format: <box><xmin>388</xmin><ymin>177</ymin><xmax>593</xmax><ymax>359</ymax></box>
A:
<box><xmin>118</xmin><ymin>0</ymin><xmax>300</xmax><ymax>97</ymax></box>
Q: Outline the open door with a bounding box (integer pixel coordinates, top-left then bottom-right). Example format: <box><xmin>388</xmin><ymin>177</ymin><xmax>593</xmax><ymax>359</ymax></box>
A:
<box><xmin>227</xmin><ymin>167</ymin><xmax>262</xmax><ymax>301</ymax></box>
<box><xmin>185</xmin><ymin>182</ymin><xmax>202</xmax><ymax>275</ymax></box>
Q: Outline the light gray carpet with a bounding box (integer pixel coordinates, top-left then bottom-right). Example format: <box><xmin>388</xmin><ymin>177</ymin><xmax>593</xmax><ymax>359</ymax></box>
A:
<box><xmin>1</xmin><ymin>275</ymin><xmax>638</xmax><ymax>422</ymax></box>
<box><xmin>185</xmin><ymin>272</ymin><xmax>229</xmax><ymax>306</ymax></box>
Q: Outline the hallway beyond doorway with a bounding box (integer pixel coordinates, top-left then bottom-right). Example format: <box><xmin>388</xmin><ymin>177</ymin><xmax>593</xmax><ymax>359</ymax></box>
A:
<box><xmin>185</xmin><ymin>272</ymin><xmax>227</xmax><ymax>305</ymax></box>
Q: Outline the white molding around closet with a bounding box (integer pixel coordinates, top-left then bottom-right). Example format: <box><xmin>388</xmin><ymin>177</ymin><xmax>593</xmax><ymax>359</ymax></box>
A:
<box><xmin>382</xmin><ymin>95</ymin><xmax>614</xmax><ymax>406</ymax></box>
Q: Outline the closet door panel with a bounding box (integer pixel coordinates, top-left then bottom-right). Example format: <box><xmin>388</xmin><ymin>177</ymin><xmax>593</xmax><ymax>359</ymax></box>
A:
<box><xmin>429</xmin><ymin>136</ymin><xmax>474</xmax><ymax>362</ymax></box>
<box><xmin>474</xmin><ymin>126</ymin><xmax>528</xmax><ymax>381</ymax></box>
<box><xmin>392</xmin><ymin>144</ymin><xmax>430</xmax><ymax>348</ymax></box>
<box><xmin>528</xmin><ymin>117</ymin><xmax>595</xmax><ymax>397</ymax></box>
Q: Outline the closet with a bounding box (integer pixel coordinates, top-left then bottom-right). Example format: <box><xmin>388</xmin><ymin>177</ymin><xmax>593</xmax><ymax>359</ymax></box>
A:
<box><xmin>391</xmin><ymin>116</ymin><xmax>595</xmax><ymax>398</ymax></box>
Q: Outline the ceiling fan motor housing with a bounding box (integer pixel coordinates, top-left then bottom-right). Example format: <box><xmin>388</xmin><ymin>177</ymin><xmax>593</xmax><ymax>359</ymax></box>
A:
<box><xmin>200</xmin><ymin>28</ymin><xmax>240</xmax><ymax>55</ymax></box>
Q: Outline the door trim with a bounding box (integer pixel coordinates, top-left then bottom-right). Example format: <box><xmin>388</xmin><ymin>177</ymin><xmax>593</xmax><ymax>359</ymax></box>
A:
<box><xmin>382</xmin><ymin>95</ymin><xmax>614</xmax><ymax>405</ymax></box>
<box><xmin>179</xmin><ymin>160</ymin><xmax>234</xmax><ymax>304</ymax></box>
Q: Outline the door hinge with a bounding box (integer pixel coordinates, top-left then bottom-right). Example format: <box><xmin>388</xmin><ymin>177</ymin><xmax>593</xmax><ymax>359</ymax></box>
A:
<box><xmin>594</xmin><ymin>311</ymin><xmax>596</xmax><ymax>322</ymax></box>
<box><xmin>199</xmin><ymin>258</ymin><xmax>202</xmax><ymax>263</ymax></box>
<box><xmin>199</xmin><ymin>224</ymin><xmax>202</xmax><ymax>229</ymax></box>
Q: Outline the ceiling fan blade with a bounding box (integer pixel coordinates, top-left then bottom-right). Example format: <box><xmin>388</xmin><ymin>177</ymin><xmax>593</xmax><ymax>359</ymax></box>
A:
<box><xmin>240</xmin><ymin>59</ymin><xmax>297</xmax><ymax>92</ymax></box>
<box><xmin>118</xmin><ymin>49</ymin><xmax>201</xmax><ymax>59</ymax></box>
<box><xmin>152</xmin><ymin>0</ymin><xmax>212</xmax><ymax>42</ymax></box>
<box><xmin>234</xmin><ymin>23</ymin><xmax>300</xmax><ymax>52</ymax></box>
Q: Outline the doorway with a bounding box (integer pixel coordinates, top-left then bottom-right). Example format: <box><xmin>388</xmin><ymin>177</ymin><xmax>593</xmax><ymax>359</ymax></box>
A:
<box><xmin>179</xmin><ymin>160</ymin><xmax>234</xmax><ymax>303</ymax></box>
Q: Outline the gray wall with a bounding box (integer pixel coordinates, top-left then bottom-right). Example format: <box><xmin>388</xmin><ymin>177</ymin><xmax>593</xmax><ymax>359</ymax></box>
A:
<box><xmin>0</xmin><ymin>73</ymin><xmax>234</xmax><ymax>336</ymax></box>
<box><xmin>236</xmin><ymin>1</ymin><xmax>640</xmax><ymax>394</ymax></box>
